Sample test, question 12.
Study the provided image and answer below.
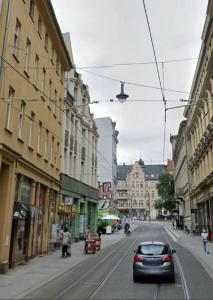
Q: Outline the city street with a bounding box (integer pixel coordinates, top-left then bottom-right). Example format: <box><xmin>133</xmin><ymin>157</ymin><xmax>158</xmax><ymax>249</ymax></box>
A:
<box><xmin>22</xmin><ymin>223</ymin><xmax>213</xmax><ymax>300</ymax></box>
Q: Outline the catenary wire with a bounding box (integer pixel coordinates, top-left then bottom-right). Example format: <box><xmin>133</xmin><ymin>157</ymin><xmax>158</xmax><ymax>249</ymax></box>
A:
<box><xmin>0</xmin><ymin>56</ymin><xmax>114</xmax><ymax>175</ymax></box>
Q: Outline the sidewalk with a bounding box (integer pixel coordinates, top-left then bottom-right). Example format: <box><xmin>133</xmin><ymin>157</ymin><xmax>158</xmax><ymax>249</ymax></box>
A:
<box><xmin>164</xmin><ymin>223</ymin><xmax>213</xmax><ymax>281</ymax></box>
<box><xmin>0</xmin><ymin>223</ymin><xmax>137</xmax><ymax>300</ymax></box>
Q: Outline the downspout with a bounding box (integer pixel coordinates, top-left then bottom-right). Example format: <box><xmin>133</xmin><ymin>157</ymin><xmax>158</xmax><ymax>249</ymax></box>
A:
<box><xmin>0</xmin><ymin>0</ymin><xmax>12</xmax><ymax>90</ymax></box>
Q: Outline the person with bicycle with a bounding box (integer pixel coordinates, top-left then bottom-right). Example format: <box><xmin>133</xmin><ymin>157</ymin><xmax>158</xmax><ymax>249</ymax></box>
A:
<box><xmin>124</xmin><ymin>222</ymin><xmax>130</xmax><ymax>236</ymax></box>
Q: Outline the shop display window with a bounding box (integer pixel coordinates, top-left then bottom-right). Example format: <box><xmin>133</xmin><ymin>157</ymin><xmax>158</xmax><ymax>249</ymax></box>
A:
<box><xmin>15</xmin><ymin>220</ymin><xmax>26</xmax><ymax>256</ymax></box>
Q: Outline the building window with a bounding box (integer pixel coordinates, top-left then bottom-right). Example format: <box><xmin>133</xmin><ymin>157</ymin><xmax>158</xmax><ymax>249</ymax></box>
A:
<box><xmin>56</xmin><ymin>142</ymin><xmax>60</xmax><ymax>168</ymax></box>
<box><xmin>6</xmin><ymin>87</ymin><xmax>14</xmax><ymax>130</ymax></box>
<box><xmin>24</xmin><ymin>38</ymin><xmax>31</xmax><ymax>74</ymax></box>
<box><xmin>29</xmin><ymin>0</ymin><xmax>35</xmax><ymax>20</ymax></box>
<box><xmin>33</xmin><ymin>54</ymin><xmax>39</xmax><ymax>86</ymax></box>
<box><xmin>61</xmin><ymin>67</ymin><xmax>64</xmax><ymax>83</ymax></box>
<box><xmin>29</xmin><ymin>111</ymin><xmax>35</xmax><ymax>148</ymax></box>
<box><xmin>56</xmin><ymin>57</ymin><xmax>59</xmax><ymax>74</ymax></box>
<box><xmin>38</xmin><ymin>16</ymin><xmax>42</xmax><ymax>37</ymax></box>
<box><xmin>45</xmin><ymin>32</ymin><xmax>48</xmax><ymax>51</ymax></box>
<box><xmin>48</xmin><ymin>80</ymin><xmax>52</xmax><ymax>107</ymax></box>
<box><xmin>37</xmin><ymin>121</ymin><xmax>42</xmax><ymax>154</ymax></box>
<box><xmin>59</xmin><ymin>98</ymin><xmax>62</xmax><ymax>122</ymax></box>
<box><xmin>51</xmin><ymin>45</ymin><xmax>55</xmax><ymax>64</ymax></box>
<box><xmin>41</xmin><ymin>68</ymin><xmax>46</xmax><ymax>95</ymax></box>
<box><xmin>44</xmin><ymin>129</ymin><xmax>49</xmax><ymax>159</ymax></box>
<box><xmin>74</xmin><ymin>86</ymin><xmax>78</xmax><ymax>100</ymax></box>
<box><xmin>13</xmin><ymin>19</ymin><xmax>21</xmax><ymax>58</ymax></box>
<box><xmin>50</xmin><ymin>136</ymin><xmax>54</xmax><ymax>164</ymax></box>
<box><xmin>18</xmin><ymin>101</ymin><xmax>25</xmax><ymax>139</ymax></box>
<box><xmin>54</xmin><ymin>90</ymin><xmax>57</xmax><ymax>115</ymax></box>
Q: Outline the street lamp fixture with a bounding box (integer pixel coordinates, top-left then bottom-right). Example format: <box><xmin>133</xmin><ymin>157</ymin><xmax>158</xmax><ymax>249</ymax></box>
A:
<box><xmin>116</xmin><ymin>82</ymin><xmax>129</xmax><ymax>103</ymax></box>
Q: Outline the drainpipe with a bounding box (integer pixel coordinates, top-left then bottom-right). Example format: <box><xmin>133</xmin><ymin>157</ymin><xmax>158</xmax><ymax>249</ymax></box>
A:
<box><xmin>0</xmin><ymin>0</ymin><xmax>12</xmax><ymax>90</ymax></box>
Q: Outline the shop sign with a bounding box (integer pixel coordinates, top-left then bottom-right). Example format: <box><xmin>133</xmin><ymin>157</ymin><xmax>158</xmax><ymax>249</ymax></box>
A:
<box><xmin>13</xmin><ymin>202</ymin><xmax>29</xmax><ymax>220</ymax></box>
<box><xmin>64</xmin><ymin>197</ymin><xmax>73</xmax><ymax>205</ymax></box>
<box><xmin>51</xmin><ymin>224</ymin><xmax>60</xmax><ymax>244</ymax></box>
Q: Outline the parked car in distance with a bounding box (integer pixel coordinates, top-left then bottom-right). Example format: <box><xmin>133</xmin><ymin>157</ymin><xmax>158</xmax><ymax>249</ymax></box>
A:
<box><xmin>133</xmin><ymin>241</ymin><xmax>176</xmax><ymax>283</ymax></box>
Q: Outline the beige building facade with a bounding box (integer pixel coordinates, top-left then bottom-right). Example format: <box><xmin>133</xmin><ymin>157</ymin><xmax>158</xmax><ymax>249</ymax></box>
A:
<box><xmin>0</xmin><ymin>0</ymin><xmax>71</xmax><ymax>272</ymax></box>
<box><xmin>184</xmin><ymin>1</ymin><xmax>213</xmax><ymax>238</ymax></box>
<box><xmin>117</xmin><ymin>160</ymin><xmax>167</xmax><ymax>220</ymax></box>
<box><xmin>170</xmin><ymin>121</ymin><xmax>191</xmax><ymax>231</ymax></box>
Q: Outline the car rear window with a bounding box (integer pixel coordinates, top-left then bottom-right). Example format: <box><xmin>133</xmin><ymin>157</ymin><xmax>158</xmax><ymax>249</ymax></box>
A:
<box><xmin>138</xmin><ymin>244</ymin><xmax>169</xmax><ymax>255</ymax></box>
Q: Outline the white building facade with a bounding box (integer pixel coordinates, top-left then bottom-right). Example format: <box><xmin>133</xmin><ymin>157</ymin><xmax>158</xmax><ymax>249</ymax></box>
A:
<box><xmin>60</xmin><ymin>33</ymin><xmax>99</xmax><ymax>239</ymax></box>
<box><xmin>94</xmin><ymin>117</ymin><xmax>119</xmax><ymax>211</ymax></box>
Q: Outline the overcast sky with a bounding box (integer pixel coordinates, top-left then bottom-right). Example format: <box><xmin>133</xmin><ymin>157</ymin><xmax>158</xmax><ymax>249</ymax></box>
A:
<box><xmin>52</xmin><ymin>0</ymin><xmax>208</xmax><ymax>165</ymax></box>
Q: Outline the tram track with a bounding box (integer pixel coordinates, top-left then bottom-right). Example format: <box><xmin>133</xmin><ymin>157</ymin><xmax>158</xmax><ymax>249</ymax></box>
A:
<box><xmin>163</xmin><ymin>229</ymin><xmax>190</xmax><ymax>300</ymax></box>
<box><xmin>54</xmin><ymin>236</ymin><xmax>139</xmax><ymax>300</ymax></box>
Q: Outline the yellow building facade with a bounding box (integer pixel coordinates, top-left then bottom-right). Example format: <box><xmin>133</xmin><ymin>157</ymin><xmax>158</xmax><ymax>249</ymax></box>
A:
<box><xmin>184</xmin><ymin>1</ymin><xmax>213</xmax><ymax>238</ymax></box>
<box><xmin>0</xmin><ymin>0</ymin><xmax>71</xmax><ymax>272</ymax></box>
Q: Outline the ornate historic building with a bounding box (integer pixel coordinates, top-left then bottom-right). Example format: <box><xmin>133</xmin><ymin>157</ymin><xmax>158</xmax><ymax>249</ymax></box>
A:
<box><xmin>60</xmin><ymin>33</ymin><xmax>99</xmax><ymax>240</ymax></box>
<box><xmin>117</xmin><ymin>159</ymin><xmax>166</xmax><ymax>220</ymax></box>
<box><xmin>184</xmin><ymin>0</ymin><xmax>213</xmax><ymax>238</ymax></box>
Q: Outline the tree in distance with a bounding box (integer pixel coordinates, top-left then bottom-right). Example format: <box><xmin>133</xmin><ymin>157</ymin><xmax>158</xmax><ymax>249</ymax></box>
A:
<box><xmin>155</xmin><ymin>172</ymin><xmax>176</xmax><ymax>211</ymax></box>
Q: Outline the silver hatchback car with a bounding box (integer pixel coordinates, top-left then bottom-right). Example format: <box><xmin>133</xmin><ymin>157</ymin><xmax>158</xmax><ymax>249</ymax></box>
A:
<box><xmin>133</xmin><ymin>241</ymin><xmax>176</xmax><ymax>283</ymax></box>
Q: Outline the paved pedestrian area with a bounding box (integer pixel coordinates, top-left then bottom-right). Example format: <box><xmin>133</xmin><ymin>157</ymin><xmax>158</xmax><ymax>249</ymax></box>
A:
<box><xmin>164</xmin><ymin>223</ymin><xmax>213</xmax><ymax>281</ymax></box>
<box><xmin>0</xmin><ymin>223</ymin><xmax>137</xmax><ymax>300</ymax></box>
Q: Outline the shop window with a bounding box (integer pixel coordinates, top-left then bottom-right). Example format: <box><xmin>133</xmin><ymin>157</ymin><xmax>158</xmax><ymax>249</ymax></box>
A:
<box><xmin>15</xmin><ymin>220</ymin><xmax>26</xmax><ymax>256</ymax></box>
<box><xmin>21</xmin><ymin>177</ymin><xmax>31</xmax><ymax>203</ymax></box>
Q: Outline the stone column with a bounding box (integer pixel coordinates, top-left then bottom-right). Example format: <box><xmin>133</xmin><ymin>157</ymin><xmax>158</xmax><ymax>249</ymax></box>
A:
<box><xmin>42</xmin><ymin>187</ymin><xmax>49</xmax><ymax>253</ymax></box>
<box><xmin>206</xmin><ymin>90</ymin><xmax>213</xmax><ymax>121</ymax></box>
<box><xmin>26</xmin><ymin>181</ymin><xmax>36</xmax><ymax>260</ymax></box>
<box><xmin>31</xmin><ymin>183</ymin><xmax>40</xmax><ymax>257</ymax></box>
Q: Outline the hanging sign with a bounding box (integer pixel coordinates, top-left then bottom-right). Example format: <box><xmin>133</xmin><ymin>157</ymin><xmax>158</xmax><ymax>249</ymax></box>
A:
<box><xmin>64</xmin><ymin>197</ymin><xmax>73</xmax><ymax>205</ymax></box>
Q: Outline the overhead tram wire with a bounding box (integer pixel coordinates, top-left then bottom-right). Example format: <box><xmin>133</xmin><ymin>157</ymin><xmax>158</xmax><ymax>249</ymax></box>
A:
<box><xmin>142</xmin><ymin>0</ymin><xmax>168</xmax><ymax>163</ymax></box>
<box><xmin>76</xmin><ymin>57</ymin><xmax>199</xmax><ymax>70</ymax></box>
<box><xmin>80</xmin><ymin>68</ymin><xmax>191</xmax><ymax>95</ymax></box>
<box><xmin>0</xmin><ymin>55</ymin><xmax>114</xmax><ymax>175</ymax></box>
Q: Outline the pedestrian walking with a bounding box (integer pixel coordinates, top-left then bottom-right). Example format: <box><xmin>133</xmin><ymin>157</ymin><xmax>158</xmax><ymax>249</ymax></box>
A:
<box><xmin>172</xmin><ymin>220</ymin><xmax>175</xmax><ymax>230</ymax></box>
<box><xmin>97</xmin><ymin>225</ymin><xmax>102</xmax><ymax>238</ymax></box>
<box><xmin>84</xmin><ymin>226</ymin><xmax>91</xmax><ymax>240</ymax></box>
<box><xmin>61</xmin><ymin>228</ymin><xmax>71</xmax><ymax>258</ymax></box>
<box><xmin>201</xmin><ymin>229</ymin><xmax>210</xmax><ymax>254</ymax></box>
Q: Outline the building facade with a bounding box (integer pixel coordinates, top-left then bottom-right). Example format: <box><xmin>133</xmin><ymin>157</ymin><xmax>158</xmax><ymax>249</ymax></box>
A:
<box><xmin>60</xmin><ymin>33</ymin><xmax>99</xmax><ymax>240</ymax></box>
<box><xmin>0</xmin><ymin>0</ymin><xmax>71</xmax><ymax>272</ymax></box>
<box><xmin>117</xmin><ymin>159</ymin><xmax>167</xmax><ymax>220</ymax></box>
<box><xmin>95</xmin><ymin>117</ymin><xmax>119</xmax><ymax>214</ymax></box>
<box><xmin>170</xmin><ymin>121</ymin><xmax>191</xmax><ymax>231</ymax></box>
<box><xmin>184</xmin><ymin>0</ymin><xmax>213</xmax><ymax>238</ymax></box>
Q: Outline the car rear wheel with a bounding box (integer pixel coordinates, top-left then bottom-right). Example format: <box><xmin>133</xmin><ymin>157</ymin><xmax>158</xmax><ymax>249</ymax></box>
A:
<box><xmin>168</xmin><ymin>274</ymin><xmax>175</xmax><ymax>283</ymax></box>
<box><xmin>133</xmin><ymin>273</ymin><xmax>140</xmax><ymax>283</ymax></box>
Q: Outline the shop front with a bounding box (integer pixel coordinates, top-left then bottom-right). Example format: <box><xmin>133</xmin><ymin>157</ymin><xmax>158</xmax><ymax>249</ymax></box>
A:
<box><xmin>61</xmin><ymin>174</ymin><xmax>99</xmax><ymax>241</ymax></box>
<box><xmin>197</xmin><ymin>195</ymin><xmax>213</xmax><ymax>240</ymax></box>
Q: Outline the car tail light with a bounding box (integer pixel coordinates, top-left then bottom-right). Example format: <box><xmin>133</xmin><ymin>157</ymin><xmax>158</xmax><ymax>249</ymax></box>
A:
<box><xmin>162</xmin><ymin>255</ymin><xmax>173</xmax><ymax>263</ymax></box>
<box><xmin>134</xmin><ymin>255</ymin><xmax>143</xmax><ymax>262</ymax></box>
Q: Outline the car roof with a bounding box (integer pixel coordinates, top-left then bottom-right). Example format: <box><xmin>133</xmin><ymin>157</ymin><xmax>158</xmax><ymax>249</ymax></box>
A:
<box><xmin>138</xmin><ymin>241</ymin><xmax>168</xmax><ymax>246</ymax></box>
